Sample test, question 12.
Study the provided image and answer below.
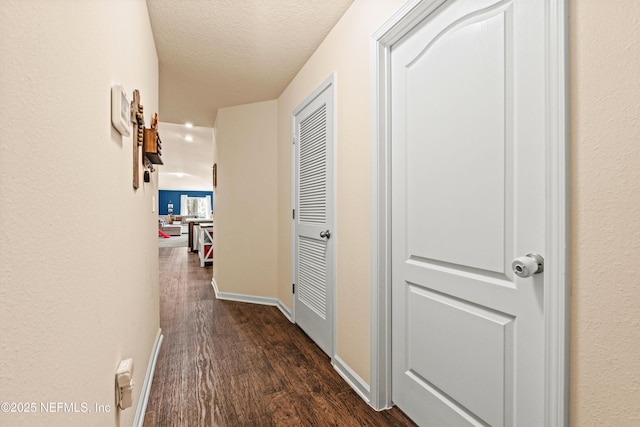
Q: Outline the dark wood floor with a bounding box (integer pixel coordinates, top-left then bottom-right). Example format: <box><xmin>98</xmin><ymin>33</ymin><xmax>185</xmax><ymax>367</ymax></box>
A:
<box><xmin>144</xmin><ymin>247</ymin><xmax>416</xmax><ymax>427</ymax></box>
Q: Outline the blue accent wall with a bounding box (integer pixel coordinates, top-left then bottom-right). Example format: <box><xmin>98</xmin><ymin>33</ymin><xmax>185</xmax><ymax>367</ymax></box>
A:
<box><xmin>158</xmin><ymin>190</ymin><xmax>213</xmax><ymax>216</ymax></box>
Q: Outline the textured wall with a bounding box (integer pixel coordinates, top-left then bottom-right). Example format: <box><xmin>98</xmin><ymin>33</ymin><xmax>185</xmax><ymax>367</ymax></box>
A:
<box><xmin>277</xmin><ymin>0</ymin><xmax>408</xmax><ymax>383</ymax></box>
<box><xmin>0</xmin><ymin>1</ymin><xmax>159</xmax><ymax>425</ymax></box>
<box><xmin>570</xmin><ymin>0</ymin><xmax>640</xmax><ymax>425</ymax></box>
<box><xmin>214</xmin><ymin>100</ymin><xmax>279</xmax><ymax>298</ymax></box>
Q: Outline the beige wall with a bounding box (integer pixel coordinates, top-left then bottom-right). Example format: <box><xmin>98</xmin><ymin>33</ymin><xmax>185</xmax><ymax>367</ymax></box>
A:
<box><xmin>214</xmin><ymin>100</ymin><xmax>279</xmax><ymax>298</ymax></box>
<box><xmin>0</xmin><ymin>1</ymin><xmax>159</xmax><ymax>426</ymax></box>
<box><xmin>570</xmin><ymin>1</ymin><xmax>640</xmax><ymax>425</ymax></box>
<box><xmin>277</xmin><ymin>0</ymin><xmax>408</xmax><ymax>382</ymax></box>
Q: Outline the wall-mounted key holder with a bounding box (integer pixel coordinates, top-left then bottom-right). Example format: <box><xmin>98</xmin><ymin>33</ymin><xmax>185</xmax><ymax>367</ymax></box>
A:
<box><xmin>129</xmin><ymin>91</ymin><xmax>160</xmax><ymax>188</ymax></box>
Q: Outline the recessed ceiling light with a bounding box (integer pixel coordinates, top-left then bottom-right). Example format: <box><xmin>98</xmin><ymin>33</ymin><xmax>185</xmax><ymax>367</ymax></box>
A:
<box><xmin>185</xmin><ymin>135</ymin><xmax>193</xmax><ymax>142</ymax></box>
<box><xmin>175</xmin><ymin>173</ymin><xmax>185</xmax><ymax>178</ymax></box>
<box><xmin>185</xmin><ymin>122</ymin><xmax>193</xmax><ymax>128</ymax></box>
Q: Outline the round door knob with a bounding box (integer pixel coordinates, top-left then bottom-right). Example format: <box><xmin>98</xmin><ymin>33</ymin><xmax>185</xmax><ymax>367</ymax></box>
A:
<box><xmin>512</xmin><ymin>253</ymin><xmax>544</xmax><ymax>278</ymax></box>
<box><xmin>320</xmin><ymin>230</ymin><xmax>331</xmax><ymax>239</ymax></box>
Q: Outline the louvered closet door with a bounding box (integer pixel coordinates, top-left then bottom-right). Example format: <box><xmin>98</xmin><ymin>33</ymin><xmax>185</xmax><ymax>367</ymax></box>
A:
<box><xmin>293</xmin><ymin>79</ymin><xmax>334</xmax><ymax>356</ymax></box>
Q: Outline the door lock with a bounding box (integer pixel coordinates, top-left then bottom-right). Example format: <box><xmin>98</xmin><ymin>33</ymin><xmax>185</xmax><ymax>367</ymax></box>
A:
<box><xmin>320</xmin><ymin>230</ymin><xmax>331</xmax><ymax>239</ymax></box>
<box><xmin>512</xmin><ymin>253</ymin><xmax>544</xmax><ymax>278</ymax></box>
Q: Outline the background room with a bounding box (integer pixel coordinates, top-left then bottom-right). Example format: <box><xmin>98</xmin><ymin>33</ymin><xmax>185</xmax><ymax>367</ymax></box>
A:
<box><xmin>156</xmin><ymin>122</ymin><xmax>214</xmax><ymax>247</ymax></box>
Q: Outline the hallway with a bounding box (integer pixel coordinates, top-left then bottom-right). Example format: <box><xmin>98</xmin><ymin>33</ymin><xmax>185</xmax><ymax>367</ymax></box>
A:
<box><xmin>144</xmin><ymin>247</ymin><xmax>415</xmax><ymax>426</ymax></box>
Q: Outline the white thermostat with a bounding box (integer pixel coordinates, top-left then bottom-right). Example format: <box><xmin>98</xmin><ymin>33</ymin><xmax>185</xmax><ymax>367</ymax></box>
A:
<box><xmin>111</xmin><ymin>84</ymin><xmax>131</xmax><ymax>136</ymax></box>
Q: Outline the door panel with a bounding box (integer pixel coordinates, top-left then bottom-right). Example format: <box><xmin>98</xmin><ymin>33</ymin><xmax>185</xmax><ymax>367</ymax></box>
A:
<box><xmin>391</xmin><ymin>0</ymin><xmax>545</xmax><ymax>425</ymax></box>
<box><xmin>406</xmin><ymin>285</ymin><xmax>514</xmax><ymax>427</ymax></box>
<box><xmin>405</xmin><ymin>5</ymin><xmax>507</xmax><ymax>273</ymax></box>
<box><xmin>293</xmin><ymin>80</ymin><xmax>334</xmax><ymax>356</ymax></box>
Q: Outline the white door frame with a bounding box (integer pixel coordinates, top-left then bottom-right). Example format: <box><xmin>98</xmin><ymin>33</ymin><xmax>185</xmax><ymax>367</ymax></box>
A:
<box><xmin>369</xmin><ymin>0</ymin><xmax>569</xmax><ymax>425</ymax></box>
<box><xmin>291</xmin><ymin>73</ymin><xmax>338</xmax><ymax>358</ymax></box>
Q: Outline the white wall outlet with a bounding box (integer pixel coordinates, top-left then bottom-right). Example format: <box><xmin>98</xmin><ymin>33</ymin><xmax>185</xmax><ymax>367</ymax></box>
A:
<box><xmin>115</xmin><ymin>358</ymin><xmax>134</xmax><ymax>410</ymax></box>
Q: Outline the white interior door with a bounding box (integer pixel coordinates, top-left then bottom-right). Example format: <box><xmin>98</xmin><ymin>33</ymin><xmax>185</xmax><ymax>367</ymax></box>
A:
<box><xmin>391</xmin><ymin>0</ymin><xmax>546</xmax><ymax>425</ymax></box>
<box><xmin>292</xmin><ymin>78</ymin><xmax>334</xmax><ymax>356</ymax></box>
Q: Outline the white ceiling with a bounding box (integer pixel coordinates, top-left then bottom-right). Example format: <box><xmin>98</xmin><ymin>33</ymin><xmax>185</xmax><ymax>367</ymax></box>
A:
<box><xmin>157</xmin><ymin>122</ymin><xmax>214</xmax><ymax>191</ymax></box>
<box><xmin>146</xmin><ymin>0</ymin><xmax>355</xmax><ymax>127</ymax></box>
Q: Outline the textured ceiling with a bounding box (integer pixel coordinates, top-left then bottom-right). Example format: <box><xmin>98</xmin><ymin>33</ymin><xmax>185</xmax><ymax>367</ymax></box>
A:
<box><xmin>147</xmin><ymin>0</ymin><xmax>355</xmax><ymax>126</ymax></box>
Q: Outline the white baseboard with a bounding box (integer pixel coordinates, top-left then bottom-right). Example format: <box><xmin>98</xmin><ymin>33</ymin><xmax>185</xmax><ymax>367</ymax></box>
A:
<box><xmin>133</xmin><ymin>328</ymin><xmax>163</xmax><ymax>427</ymax></box>
<box><xmin>332</xmin><ymin>355</ymin><xmax>371</xmax><ymax>405</ymax></box>
<box><xmin>276</xmin><ymin>300</ymin><xmax>293</xmax><ymax>323</ymax></box>
<box><xmin>211</xmin><ymin>278</ymin><xmax>293</xmax><ymax>322</ymax></box>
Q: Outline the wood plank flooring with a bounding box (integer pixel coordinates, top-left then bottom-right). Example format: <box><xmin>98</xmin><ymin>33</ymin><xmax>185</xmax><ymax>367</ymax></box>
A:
<box><xmin>144</xmin><ymin>247</ymin><xmax>416</xmax><ymax>427</ymax></box>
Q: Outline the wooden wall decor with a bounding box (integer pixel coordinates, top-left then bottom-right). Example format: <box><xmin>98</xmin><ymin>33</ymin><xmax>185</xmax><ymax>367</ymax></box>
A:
<box><xmin>130</xmin><ymin>92</ymin><xmax>161</xmax><ymax>187</ymax></box>
<box><xmin>143</xmin><ymin>113</ymin><xmax>161</xmax><ymax>172</ymax></box>
<box><xmin>143</xmin><ymin>113</ymin><xmax>163</xmax><ymax>165</ymax></box>
<box><xmin>130</xmin><ymin>90</ymin><xmax>144</xmax><ymax>189</ymax></box>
